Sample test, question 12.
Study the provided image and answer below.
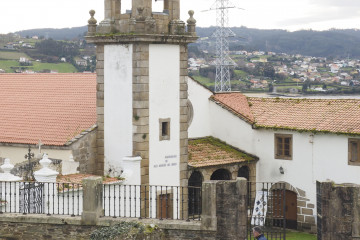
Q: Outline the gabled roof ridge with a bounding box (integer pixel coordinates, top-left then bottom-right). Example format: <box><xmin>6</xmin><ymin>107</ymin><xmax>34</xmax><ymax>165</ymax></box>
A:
<box><xmin>211</xmin><ymin>92</ymin><xmax>255</xmax><ymax>123</ymax></box>
<box><xmin>248</xmin><ymin>96</ymin><xmax>360</xmax><ymax>101</ymax></box>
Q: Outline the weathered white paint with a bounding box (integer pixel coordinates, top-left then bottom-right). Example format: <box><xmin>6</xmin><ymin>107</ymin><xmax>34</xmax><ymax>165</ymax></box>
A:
<box><xmin>122</xmin><ymin>156</ymin><xmax>142</xmax><ymax>185</ymax></box>
<box><xmin>104</xmin><ymin>44</ymin><xmax>133</xmax><ymax>177</ymax></box>
<box><xmin>188</xmin><ymin>77</ymin><xmax>212</xmax><ymax>138</ymax></box>
<box><xmin>62</xmin><ymin>155</ymin><xmax>79</xmax><ymax>175</ymax></box>
<box><xmin>149</xmin><ymin>44</ymin><xmax>180</xmax><ymax>186</ymax></box>
<box><xmin>0</xmin><ymin>146</ymin><xmax>71</xmax><ymax>165</ymax></box>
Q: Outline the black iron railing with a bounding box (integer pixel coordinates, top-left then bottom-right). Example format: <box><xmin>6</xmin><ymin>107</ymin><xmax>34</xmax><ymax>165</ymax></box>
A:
<box><xmin>0</xmin><ymin>181</ymin><xmax>83</xmax><ymax>216</ymax></box>
<box><xmin>103</xmin><ymin>184</ymin><xmax>202</xmax><ymax>221</ymax></box>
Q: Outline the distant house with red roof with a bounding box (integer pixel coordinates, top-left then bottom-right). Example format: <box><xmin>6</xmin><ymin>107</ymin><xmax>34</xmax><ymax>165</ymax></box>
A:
<box><xmin>187</xmin><ymin>77</ymin><xmax>360</xmax><ymax>232</ymax></box>
<box><xmin>0</xmin><ymin>73</ymin><xmax>97</xmax><ymax>174</ymax></box>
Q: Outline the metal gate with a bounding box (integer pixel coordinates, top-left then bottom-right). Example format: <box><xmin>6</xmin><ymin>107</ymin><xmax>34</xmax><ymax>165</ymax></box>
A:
<box><xmin>19</xmin><ymin>182</ymin><xmax>44</xmax><ymax>214</ymax></box>
<box><xmin>247</xmin><ymin>182</ymin><xmax>286</xmax><ymax>240</ymax></box>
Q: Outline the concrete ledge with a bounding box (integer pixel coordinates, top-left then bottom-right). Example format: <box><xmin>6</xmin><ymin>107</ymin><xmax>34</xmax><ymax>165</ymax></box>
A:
<box><xmin>0</xmin><ymin>214</ymin><xmax>83</xmax><ymax>226</ymax></box>
<box><xmin>0</xmin><ymin>214</ymin><xmax>205</xmax><ymax>232</ymax></box>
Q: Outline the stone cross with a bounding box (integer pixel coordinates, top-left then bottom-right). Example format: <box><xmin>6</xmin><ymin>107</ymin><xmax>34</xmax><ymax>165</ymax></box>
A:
<box><xmin>36</xmin><ymin>140</ymin><xmax>43</xmax><ymax>154</ymax></box>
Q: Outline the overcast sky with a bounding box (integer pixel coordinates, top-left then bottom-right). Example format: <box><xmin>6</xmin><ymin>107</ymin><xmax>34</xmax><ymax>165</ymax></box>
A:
<box><xmin>1</xmin><ymin>0</ymin><xmax>360</xmax><ymax>34</ymax></box>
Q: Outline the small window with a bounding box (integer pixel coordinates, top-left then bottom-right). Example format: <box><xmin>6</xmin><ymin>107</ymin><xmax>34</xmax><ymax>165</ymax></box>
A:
<box><xmin>275</xmin><ymin>134</ymin><xmax>293</xmax><ymax>160</ymax></box>
<box><xmin>349</xmin><ymin>139</ymin><xmax>360</xmax><ymax>165</ymax></box>
<box><xmin>159</xmin><ymin>118</ymin><xmax>170</xmax><ymax>141</ymax></box>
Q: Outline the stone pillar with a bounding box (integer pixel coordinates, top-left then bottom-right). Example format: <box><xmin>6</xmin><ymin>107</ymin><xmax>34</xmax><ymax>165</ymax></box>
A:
<box><xmin>132</xmin><ymin>43</ymin><xmax>150</xmax><ymax>186</ymax></box>
<box><xmin>81</xmin><ymin>177</ymin><xmax>104</xmax><ymax>225</ymax></box>
<box><xmin>201</xmin><ymin>178</ymin><xmax>248</xmax><ymax>239</ymax></box>
<box><xmin>179</xmin><ymin>44</ymin><xmax>189</xmax><ymax>187</ymax></box>
<box><xmin>171</xmin><ymin>0</ymin><xmax>180</xmax><ymax>19</ymax></box>
<box><xmin>201</xmin><ymin>181</ymin><xmax>217</xmax><ymax>231</ymax></box>
<box><xmin>317</xmin><ymin>181</ymin><xmax>360</xmax><ymax>240</ymax></box>
<box><xmin>104</xmin><ymin>0</ymin><xmax>112</xmax><ymax>20</ymax></box>
<box><xmin>34</xmin><ymin>154</ymin><xmax>59</xmax><ymax>183</ymax></box>
<box><xmin>0</xmin><ymin>159</ymin><xmax>22</xmax><ymax>213</ymax></box>
<box><xmin>96</xmin><ymin>44</ymin><xmax>105</xmax><ymax>176</ymax></box>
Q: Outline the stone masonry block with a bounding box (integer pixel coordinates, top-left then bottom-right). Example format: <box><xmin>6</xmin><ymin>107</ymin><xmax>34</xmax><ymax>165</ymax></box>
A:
<box><xmin>97</xmin><ymin>75</ymin><xmax>104</xmax><ymax>84</ymax></box>
<box><xmin>298</xmin><ymin>200</ymin><xmax>306</xmax><ymax>207</ymax></box>
<box><xmin>96</xmin><ymin>107</ymin><xmax>104</xmax><ymax>115</ymax></box>
<box><xmin>307</xmin><ymin>203</ymin><xmax>315</xmax><ymax>208</ymax></box>
<box><xmin>133</xmin><ymin>101</ymin><xmax>149</xmax><ymax>108</ymax></box>
<box><xmin>180</xmin><ymin>83</ymin><xmax>188</xmax><ymax>91</ymax></box>
<box><xmin>97</xmin><ymin>68</ymin><xmax>104</xmax><ymax>76</ymax></box>
<box><xmin>180</xmin><ymin>91</ymin><xmax>188</xmax><ymax>99</ymax></box>
<box><xmin>97</xmin><ymin>114</ymin><xmax>104</xmax><ymax>123</ymax></box>
<box><xmin>133</xmin><ymin>83</ymin><xmax>149</xmax><ymax>92</ymax></box>
<box><xmin>301</xmin><ymin>208</ymin><xmax>313</xmax><ymax>215</ymax></box>
<box><xmin>133</xmin><ymin>108</ymin><xmax>149</xmax><ymax>117</ymax></box>
<box><xmin>97</xmin><ymin>84</ymin><xmax>104</xmax><ymax>92</ymax></box>
<box><xmin>96</xmin><ymin>61</ymin><xmax>104</xmax><ymax>69</ymax></box>
<box><xmin>97</xmin><ymin>99</ymin><xmax>104</xmax><ymax>107</ymax></box>
<box><xmin>133</xmin><ymin>76</ymin><xmax>149</xmax><ymax>84</ymax></box>
<box><xmin>97</xmin><ymin>92</ymin><xmax>104</xmax><ymax>100</ymax></box>
<box><xmin>304</xmin><ymin>215</ymin><xmax>315</xmax><ymax>224</ymax></box>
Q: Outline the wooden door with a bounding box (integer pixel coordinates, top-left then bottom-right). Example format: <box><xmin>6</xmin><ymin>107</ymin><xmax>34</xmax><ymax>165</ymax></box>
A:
<box><xmin>272</xmin><ymin>190</ymin><xmax>297</xmax><ymax>229</ymax></box>
<box><xmin>158</xmin><ymin>193</ymin><xmax>173</xmax><ymax>219</ymax></box>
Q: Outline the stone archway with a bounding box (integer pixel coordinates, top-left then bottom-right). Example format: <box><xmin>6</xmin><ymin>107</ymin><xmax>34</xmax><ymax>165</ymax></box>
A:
<box><xmin>270</xmin><ymin>182</ymin><xmax>315</xmax><ymax>231</ymax></box>
<box><xmin>188</xmin><ymin>171</ymin><xmax>203</xmax><ymax>217</ymax></box>
<box><xmin>210</xmin><ymin>169</ymin><xmax>231</xmax><ymax>180</ymax></box>
<box><xmin>237</xmin><ymin>166</ymin><xmax>250</xmax><ymax>180</ymax></box>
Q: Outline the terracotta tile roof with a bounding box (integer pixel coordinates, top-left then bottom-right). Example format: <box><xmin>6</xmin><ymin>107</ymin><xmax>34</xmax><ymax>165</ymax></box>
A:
<box><xmin>211</xmin><ymin>92</ymin><xmax>360</xmax><ymax>135</ymax></box>
<box><xmin>57</xmin><ymin>174</ymin><xmax>122</xmax><ymax>184</ymax></box>
<box><xmin>188</xmin><ymin>137</ymin><xmax>257</xmax><ymax>168</ymax></box>
<box><xmin>211</xmin><ymin>93</ymin><xmax>254</xmax><ymax>122</ymax></box>
<box><xmin>0</xmin><ymin>73</ymin><xmax>96</xmax><ymax>146</ymax></box>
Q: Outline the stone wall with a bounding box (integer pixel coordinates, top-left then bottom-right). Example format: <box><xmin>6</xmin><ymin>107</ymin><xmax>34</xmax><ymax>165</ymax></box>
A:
<box><xmin>317</xmin><ymin>181</ymin><xmax>360</xmax><ymax>240</ymax></box>
<box><xmin>0</xmin><ymin>178</ymin><xmax>248</xmax><ymax>240</ymax></box>
<box><xmin>71</xmin><ymin>128</ymin><xmax>97</xmax><ymax>174</ymax></box>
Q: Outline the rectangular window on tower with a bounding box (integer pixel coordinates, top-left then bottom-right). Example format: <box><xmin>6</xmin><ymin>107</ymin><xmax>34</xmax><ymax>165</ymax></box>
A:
<box><xmin>274</xmin><ymin>134</ymin><xmax>293</xmax><ymax>160</ymax></box>
<box><xmin>348</xmin><ymin>139</ymin><xmax>360</xmax><ymax>166</ymax></box>
<box><xmin>159</xmin><ymin>118</ymin><xmax>170</xmax><ymax>141</ymax></box>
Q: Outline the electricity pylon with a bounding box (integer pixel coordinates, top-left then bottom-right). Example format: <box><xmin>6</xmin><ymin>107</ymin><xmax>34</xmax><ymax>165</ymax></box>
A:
<box><xmin>203</xmin><ymin>0</ymin><xmax>243</xmax><ymax>92</ymax></box>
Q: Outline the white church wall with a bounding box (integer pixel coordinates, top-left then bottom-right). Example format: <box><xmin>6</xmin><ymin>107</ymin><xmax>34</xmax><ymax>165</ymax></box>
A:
<box><xmin>104</xmin><ymin>44</ymin><xmax>133</xmax><ymax>177</ymax></box>
<box><xmin>149</xmin><ymin>44</ymin><xmax>180</xmax><ymax>186</ymax></box>
<box><xmin>209</xmin><ymin>101</ymin><xmax>256</xmax><ymax>154</ymax></box>
<box><xmin>313</xmin><ymin>134</ymin><xmax>360</xmax><ymax>184</ymax></box>
<box><xmin>188</xmin><ymin>78</ymin><xmax>212</xmax><ymax>138</ymax></box>
<box><xmin>253</xmin><ymin>130</ymin><xmax>316</xmax><ymax>204</ymax></box>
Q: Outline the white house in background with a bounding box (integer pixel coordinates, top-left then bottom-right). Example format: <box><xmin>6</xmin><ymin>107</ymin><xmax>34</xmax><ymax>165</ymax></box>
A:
<box><xmin>187</xmin><ymin>77</ymin><xmax>360</xmax><ymax>232</ymax></box>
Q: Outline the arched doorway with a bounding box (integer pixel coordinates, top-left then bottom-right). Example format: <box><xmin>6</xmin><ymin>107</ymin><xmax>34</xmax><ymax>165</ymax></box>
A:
<box><xmin>237</xmin><ymin>166</ymin><xmax>249</xmax><ymax>180</ymax></box>
<box><xmin>188</xmin><ymin>171</ymin><xmax>203</xmax><ymax>217</ymax></box>
<box><xmin>210</xmin><ymin>169</ymin><xmax>231</xmax><ymax>180</ymax></box>
<box><xmin>272</xmin><ymin>190</ymin><xmax>298</xmax><ymax>229</ymax></box>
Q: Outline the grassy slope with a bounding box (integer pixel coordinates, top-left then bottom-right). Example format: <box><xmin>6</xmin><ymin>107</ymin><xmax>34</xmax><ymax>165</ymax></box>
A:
<box><xmin>0</xmin><ymin>60</ymin><xmax>78</xmax><ymax>73</ymax></box>
<box><xmin>32</xmin><ymin>62</ymin><xmax>78</xmax><ymax>73</ymax></box>
<box><xmin>0</xmin><ymin>51</ymin><xmax>30</xmax><ymax>60</ymax></box>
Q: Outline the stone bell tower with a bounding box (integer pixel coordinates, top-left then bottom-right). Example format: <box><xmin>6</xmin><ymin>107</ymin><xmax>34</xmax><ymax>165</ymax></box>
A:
<box><xmin>86</xmin><ymin>0</ymin><xmax>197</xmax><ymax>187</ymax></box>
